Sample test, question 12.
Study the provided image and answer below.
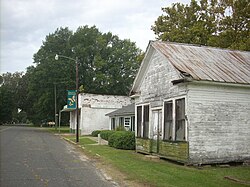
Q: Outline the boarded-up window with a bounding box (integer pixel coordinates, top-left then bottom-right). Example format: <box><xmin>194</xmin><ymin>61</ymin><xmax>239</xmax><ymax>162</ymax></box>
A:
<box><xmin>143</xmin><ymin>105</ymin><xmax>149</xmax><ymax>138</ymax></box>
<box><xmin>164</xmin><ymin>101</ymin><xmax>173</xmax><ymax>140</ymax></box>
<box><xmin>175</xmin><ymin>98</ymin><xmax>185</xmax><ymax>141</ymax></box>
<box><xmin>137</xmin><ymin>106</ymin><xmax>142</xmax><ymax>137</ymax></box>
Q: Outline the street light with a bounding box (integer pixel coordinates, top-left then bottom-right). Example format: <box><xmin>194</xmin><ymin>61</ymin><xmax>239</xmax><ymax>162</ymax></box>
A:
<box><xmin>55</xmin><ymin>54</ymin><xmax>79</xmax><ymax>143</ymax></box>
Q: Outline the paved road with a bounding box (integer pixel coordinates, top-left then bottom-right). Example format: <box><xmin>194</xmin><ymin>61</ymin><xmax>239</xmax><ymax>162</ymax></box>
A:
<box><xmin>0</xmin><ymin>126</ymin><xmax>115</xmax><ymax>187</ymax></box>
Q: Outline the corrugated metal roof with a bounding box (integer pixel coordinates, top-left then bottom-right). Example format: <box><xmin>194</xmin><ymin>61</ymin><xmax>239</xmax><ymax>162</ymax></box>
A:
<box><xmin>106</xmin><ymin>103</ymin><xmax>135</xmax><ymax>117</ymax></box>
<box><xmin>152</xmin><ymin>41</ymin><xmax>250</xmax><ymax>84</ymax></box>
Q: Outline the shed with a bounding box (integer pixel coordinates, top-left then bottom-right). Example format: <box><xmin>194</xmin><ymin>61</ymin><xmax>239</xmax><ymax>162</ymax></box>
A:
<box><xmin>130</xmin><ymin>41</ymin><xmax>250</xmax><ymax>164</ymax></box>
<box><xmin>106</xmin><ymin>103</ymin><xmax>135</xmax><ymax>131</ymax></box>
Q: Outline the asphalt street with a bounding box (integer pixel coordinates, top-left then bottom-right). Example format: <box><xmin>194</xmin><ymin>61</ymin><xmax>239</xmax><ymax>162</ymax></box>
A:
<box><xmin>0</xmin><ymin>125</ymin><xmax>115</xmax><ymax>187</ymax></box>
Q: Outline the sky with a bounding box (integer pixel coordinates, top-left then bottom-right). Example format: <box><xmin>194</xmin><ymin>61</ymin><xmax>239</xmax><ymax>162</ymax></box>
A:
<box><xmin>0</xmin><ymin>0</ymin><xmax>189</xmax><ymax>74</ymax></box>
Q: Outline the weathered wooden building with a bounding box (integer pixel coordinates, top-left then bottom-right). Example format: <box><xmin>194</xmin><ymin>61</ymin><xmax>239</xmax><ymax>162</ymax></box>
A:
<box><xmin>130</xmin><ymin>41</ymin><xmax>250</xmax><ymax>164</ymax></box>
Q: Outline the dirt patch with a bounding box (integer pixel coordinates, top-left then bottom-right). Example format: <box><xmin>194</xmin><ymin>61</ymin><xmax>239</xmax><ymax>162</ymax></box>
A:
<box><xmin>224</xmin><ymin>176</ymin><xmax>250</xmax><ymax>185</ymax></box>
<box><xmin>63</xmin><ymin>136</ymin><xmax>145</xmax><ymax>187</ymax></box>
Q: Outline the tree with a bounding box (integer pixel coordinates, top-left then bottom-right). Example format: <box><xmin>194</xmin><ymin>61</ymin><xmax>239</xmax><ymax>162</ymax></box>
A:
<box><xmin>26</xmin><ymin>25</ymin><xmax>142</xmax><ymax>124</ymax></box>
<box><xmin>0</xmin><ymin>72</ymin><xmax>23</xmax><ymax>124</ymax></box>
<box><xmin>152</xmin><ymin>0</ymin><xmax>249</xmax><ymax>51</ymax></box>
<box><xmin>70</xmin><ymin>26</ymin><xmax>141</xmax><ymax>95</ymax></box>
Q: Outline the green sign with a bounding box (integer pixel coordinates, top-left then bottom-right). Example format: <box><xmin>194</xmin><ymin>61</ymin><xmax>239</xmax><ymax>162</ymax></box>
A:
<box><xmin>67</xmin><ymin>90</ymin><xmax>76</xmax><ymax>109</ymax></box>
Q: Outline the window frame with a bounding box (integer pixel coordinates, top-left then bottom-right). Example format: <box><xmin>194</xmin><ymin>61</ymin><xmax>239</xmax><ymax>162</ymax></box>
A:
<box><xmin>136</xmin><ymin>104</ymin><xmax>150</xmax><ymax>138</ymax></box>
<box><xmin>163</xmin><ymin>96</ymin><xmax>187</xmax><ymax>142</ymax></box>
<box><xmin>163</xmin><ymin>101</ymin><xmax>173</xmax><ymax>141</ymax></box>
<box><xmin>143</xmin><ymin>105</ymin><xmax>150</xmax><ymax>138</ymax></box>
<box><xmin>124</xmin><ymin>117</ymin><xmax>131</xmax><ymax>129</ymax></box>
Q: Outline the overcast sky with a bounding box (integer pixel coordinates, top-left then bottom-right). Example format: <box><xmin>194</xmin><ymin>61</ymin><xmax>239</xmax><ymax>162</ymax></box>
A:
<box><xmin>0</xmin><ymin>0</ymin><xmax>189</xmax><ymax>74</ymax></box>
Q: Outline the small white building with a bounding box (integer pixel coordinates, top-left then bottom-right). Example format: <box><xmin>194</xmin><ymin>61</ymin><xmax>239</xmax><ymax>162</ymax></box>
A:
<box><xmin>106</xmin><ymin>103</ymin><xmax>135</xmax><ymax>131</ymax></box>
<box><xmin>69</xmin><ymin>93</ymin><xmax>131</xmax><ymax>135</ymax></box>
<box><xmin>130</xmin><ymin>41</ymin><xmax>250</xmax><ymax>164</ymax></box>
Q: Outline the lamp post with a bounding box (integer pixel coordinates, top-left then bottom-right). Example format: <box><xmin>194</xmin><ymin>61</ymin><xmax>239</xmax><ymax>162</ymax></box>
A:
<box><xmin>55</xmin><ymin>54</ymin><xmax>79</xmax><ymax>143</ymax></box>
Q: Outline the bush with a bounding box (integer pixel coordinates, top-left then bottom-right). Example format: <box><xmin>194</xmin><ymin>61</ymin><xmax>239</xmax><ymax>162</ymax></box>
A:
<box><xmin>115</xmin><ymin>126</ymin><xmax>126</xmax><ymax>131</ymax></box>
<box><xmin>108</xmin><ymin>131</ymin><xmax>135</xmax><ymax>150</ymax></box>
<box><xmin>91</xmin><ymin>130</ymin><xmax>102</xmax><ymax>137</ymax></box>
<box><xmin>100</xmin><ymin>130</ymin><xmax>115</xmax><ymax>141</ymax></box>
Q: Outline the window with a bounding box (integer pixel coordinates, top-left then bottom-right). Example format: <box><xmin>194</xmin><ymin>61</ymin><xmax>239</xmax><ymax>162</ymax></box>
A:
<box><xmin>175</xmin><ymin>98</ymin><xmax>185</xmax><ymax>141</ymax></box>
<box><xmin>163</xmin><ymin>98</ymin><xmax>186</xmax><ymax>141</ymax></box>
<box><xmin>111</xmin><ymin>117</ymin><xmax>116</xmax><ymax>130</ymax></box>
<box><xmin>137</xmin><ymin>106</ymin><xmax>142</xmax><ymax>137</ymax></box>
<box><xmin>124</xmin><ymin>117</ymin><xmax>131</xmax><ymax>129</ymax></box>
<box><xmin>119</xmin><ymin>117</ymin><xmax>124</xmax><ymax>127</ymax></box>
<box><xmin>164</xmin><ymin>101</ymin><xmax>173</xmax><ymax>140</ymax></box>
<box><xmin>143</xmin><ymin>105</ymin><xmax>149</xmax><ymax>138</ymax></box>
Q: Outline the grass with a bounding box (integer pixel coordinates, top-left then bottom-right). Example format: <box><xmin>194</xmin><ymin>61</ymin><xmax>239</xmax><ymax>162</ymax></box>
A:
<box><xmin>64</xmin><ymin>135</ymin><xmax>250</xmax><ymax>187</ymax></box>
<box><xmin>68</xmin><ymin>136</ymin><xmax>96</xmax><ymax>145</ymax></box>
<box><xmin>45</xmin><ymin>127</ymin><xmax>71</xmax><ymax>134</ymax></box>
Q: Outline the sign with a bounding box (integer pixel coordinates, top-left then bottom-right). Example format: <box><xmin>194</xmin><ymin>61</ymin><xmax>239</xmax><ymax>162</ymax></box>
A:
<box><xmin>67</xmin><ymin>90</ymin><xmax>76</xmax><ymax>109</ymax></box>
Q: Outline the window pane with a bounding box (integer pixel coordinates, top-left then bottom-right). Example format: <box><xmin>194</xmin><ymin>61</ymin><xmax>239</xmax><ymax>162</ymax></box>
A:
<box><xmin>175</xmin><ymin>98</ymin><xmax>185</xmax><ymax>141</ymax></box>
<box><xmin>137</xmin><ymin>106</ymin><xmax>142</xmax><ymax>137</ymax></box>
<box><xmin>124</xmin><ymin>117</ymin><xmax>131</xmax><ymax>129</ymax></box>
<box><xmin>164</xmin><ymin>101</ymin><xmax>173</xmax><ymax>140</ymax></box>
<box><xmin>143</xmin><ymin>105</ymin><xmax>149</xmax><ymax>138</ymax></box>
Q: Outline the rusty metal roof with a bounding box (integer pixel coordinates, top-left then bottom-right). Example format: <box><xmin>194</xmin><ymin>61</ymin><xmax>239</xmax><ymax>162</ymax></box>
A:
<box><xmin>152</xmin><ymin>41</ymin><xmax>250</xmax><ymax>84</ymax></box>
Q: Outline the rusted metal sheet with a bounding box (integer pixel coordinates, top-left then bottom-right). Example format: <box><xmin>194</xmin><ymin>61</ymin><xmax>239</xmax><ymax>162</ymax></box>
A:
<box><xmin>152</xmin><ymin>41</ymin><xmax>250</xmax><ymax>84</ymax></box>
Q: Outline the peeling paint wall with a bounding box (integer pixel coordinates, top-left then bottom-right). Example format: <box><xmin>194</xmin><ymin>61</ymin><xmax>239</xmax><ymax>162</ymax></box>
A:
<box><xmin>187</xmin><ymin>83</ymin><xmax>250</xmax><ymax>164</ymax></box>
<box><xmin>78</xmin><ymin>93</ymin><xmax>131</xmax><ymax>135</ymax></box>
<box><xmin>136</xmin><ymin>48</ymin><xmax>183</xmax><ymax>106</ymax></box>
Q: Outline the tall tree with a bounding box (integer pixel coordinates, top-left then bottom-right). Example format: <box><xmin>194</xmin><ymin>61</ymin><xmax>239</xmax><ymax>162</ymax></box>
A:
<box><xmin>0</xmin><ymin>72</ymin><xmax>24</xmax><ymax>124</ymax></box>
<box><xmin>152</xmin><ymin>0</ymin><xmax>249</xmax><ymax>51</ymax></box>
<box><xmin>27</xmin><ymin>25</ymin><xmax>142</xmax><ymax>124</ymax></box>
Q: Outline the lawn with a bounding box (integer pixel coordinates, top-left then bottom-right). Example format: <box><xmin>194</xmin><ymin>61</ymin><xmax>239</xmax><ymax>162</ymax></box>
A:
<box><xmin>45</xmin><ymin>126</ymin><xmax>71</xmax><ymax>134</ymax></box>
<box><xmin>64</xmin><ymin>136</ymin><xmax>250</xmax><ymax>187</ymax></box>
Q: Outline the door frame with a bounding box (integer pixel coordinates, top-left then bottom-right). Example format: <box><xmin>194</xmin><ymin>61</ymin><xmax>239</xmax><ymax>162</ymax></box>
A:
<box><xmin>151</xmin><ymin>108</ymin><xmax>162</xmax><ymax>154</ymax></box>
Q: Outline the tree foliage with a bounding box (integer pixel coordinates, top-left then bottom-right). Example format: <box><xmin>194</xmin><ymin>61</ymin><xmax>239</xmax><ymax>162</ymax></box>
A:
<box><xmin>152</xmin><ymin>0</ymin><xmax>249</xmax><ymax>51</ymax></box>
<box><xmin>0</xmin><ymin>72</ymin><xmax>27</xmax><ymax>124</ymax></box>
<box><xmin>19</xmin><ymin>25</ymin><xmax>142</xmax><ymax>124</ymax></box>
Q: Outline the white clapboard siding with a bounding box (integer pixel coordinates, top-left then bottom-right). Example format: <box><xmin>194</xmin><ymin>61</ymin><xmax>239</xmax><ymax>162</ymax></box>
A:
<box><xmin>187</xmin><ymin>83</ymin><xmax>250</xmax><ymax>164</ymax></box>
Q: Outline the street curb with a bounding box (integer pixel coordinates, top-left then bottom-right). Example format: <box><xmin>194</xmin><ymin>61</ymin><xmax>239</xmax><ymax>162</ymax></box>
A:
<box><xmin>62</xmin><ymin>137</ymin><xmax>77</xmax><ymax>145</ymax></box>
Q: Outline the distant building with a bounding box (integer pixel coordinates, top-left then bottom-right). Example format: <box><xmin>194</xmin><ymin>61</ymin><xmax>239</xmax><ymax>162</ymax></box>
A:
<box><xmin>69</xmin><ymin>93</ymin><xmax>131</xmax><ymax>135</ymax></box>
<box><xmin>106</xmin><ymin>103</ymin><xmax>135</xmax><ymax>131</ymax></box>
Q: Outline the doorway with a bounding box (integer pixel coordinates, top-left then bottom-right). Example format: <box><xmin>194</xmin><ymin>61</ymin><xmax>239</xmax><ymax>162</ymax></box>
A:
<box><xmin>151</xmin><ymin>109</ymin><xmax>162</xmax><ymax>153</ymax></box>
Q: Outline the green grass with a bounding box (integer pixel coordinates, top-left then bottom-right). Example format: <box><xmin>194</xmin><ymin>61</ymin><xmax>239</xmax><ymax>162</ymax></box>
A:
<box><xmin>64</xmin><ymin>136</ymin><xmax>250</xmax><ymax>187</ymax></box>
<box><xmin>45</xmin><ymin>127</ymin><xmax>70</xmax><ymax>134</ymax></box>
<box><xmin>68</xmin><ymin>136</ymin><xmax>97</xmax><ymax>145</ymax></box>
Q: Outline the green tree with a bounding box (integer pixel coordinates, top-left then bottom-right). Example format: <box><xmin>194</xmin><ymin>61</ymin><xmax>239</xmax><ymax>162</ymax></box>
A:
<box><xmin>152</xmin><ymin>0</ymin><xmax>249</xmax><ymax>51</ymax></box>
<box><xmin>70</xmin><ymin>26</ymin><xmax>141</xmax><ymax>95</ymax></box>
<box><xmin>26</xmin><ymin>25</ymin><xmax>142</xmax><ymax>124</ymax></box>
<box><xmin>0</xmin><ymin>72</ymin><xmax>23</xmax><ymax>124</ymax></box>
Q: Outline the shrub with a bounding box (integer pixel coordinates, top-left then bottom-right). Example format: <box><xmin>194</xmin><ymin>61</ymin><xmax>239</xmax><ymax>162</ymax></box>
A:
<box><xmin>115</xmin><ymin>126</ymin><xmax>126</xmax><ymax>131</ymax></box>
<box><xmin>108</xmin><ymin>131</ymin><xmax>135</xmax><ymax>150</ymax></box>
<box><xmin>91</xmin><ymin>130</ymin><xmax>102</xmax><ymax>137</ymax></box>
<box><xmin>100</xmin><ymin>130</ymin><xmax>115</xmax><ymax>141</ymax></box>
